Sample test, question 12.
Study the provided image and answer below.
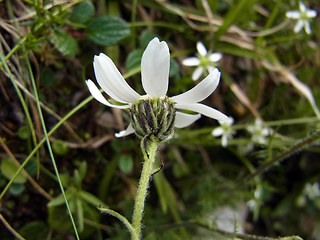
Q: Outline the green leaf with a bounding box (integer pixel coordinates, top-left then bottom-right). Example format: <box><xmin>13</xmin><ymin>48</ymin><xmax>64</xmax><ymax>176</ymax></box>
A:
<box><xmin>78</xmin><ymin>161</ymin><xmax>87</xmax><ymax>180</ymax></box>
<box><xmin>19</xmin><ymin>221</ymin><xmax>49</xmax><ymax>240</ymax></box>
<box><xmin>0</xmin><ymin>158</ymin><xmax>27</xmax><ymax>183</ymax></box>
<box><xmin>172</xmin><ymin>161</ymin><xmax>189</xmax><ymax>178</ymax></box>
<box><xmin>76</xmin><ymin>198</ymin><xmax>84</xmax><ymax>232</ymax></box>
<box><xmin>98</xmin><ymin>157</ymin><xmax>118</xmax><ymax>201</ymax></box>
<box><xmin>41</xmin><ymin>67</ymin><xmax>56</xmax><ymax>87</ymax></box>
<box><xmin>49</xmin><ymin>28</ymin><xmax>78</xmax><ymax>57</ymax></box>
<box><xmin>59</xmin><ymin>173</ymin><xmax>71</xmax><ymax>186</ymax></box>
<box><xmin>314</xmin><ymin>197</ymin><xmax>320</xmax><ymax>209</ymax></box>
<box><xmin>153</xmin><ymin>172</ymin><xmax>168</xmax><ymax>213</ymax></box>
<box><xmin>48</xmin><ymin>205</ymin><xmax>72</xmax><ymax>232</ymax></box>
<box><xmin>216</xmin><ymin>42</ymin><xmax>262</xmax><ymax>60</ymax></box>
<box><xmin>139</xmin><ymin>30</ymin><xmax>156</xmax><ymax>49</ymax></box>
<box><xmin>70</xmin><ymin>0</ymin><xmax>95</xmax><ymax>24</ymax></box>
<box><xmin>118</xmin><ymin>154</ymin><xmax>133</xmax><ymax>174</ymax></box>
<box><xmin>47</xmin><ymin>194</ymin><xmax>66</xmax><ymax>207</ymax></box>
<box><xmin>18</xmin><ymin>125</ymin><xmax>31</xmax><ymax>140</ymax></box>
<box><xmin>52</xmin><ymin>139</ymin><xmax>69</xmax><ymax>156</ymax></box>
<box><xmin>24</xmin><ymin>157</ymin><xmax>37</xmax><ymax>177</ymax></box>
<box><xmin>215</xmin><ymin>0</ymin><xmax>257</xmax><ymax>40</ymax></box>
<box><xmin>79</xmin><ymin>190</ymin><xmax>105</xmax><ymax>207</ymax></box>
<box><xmin>125</xmin><ymin>49</ymin><xmax>143</xmax><ymax>71</ymax></box>
<box><xmin>153</xmin><ymin>172</ymin><xmax>181</xmax><ymax>221</ymax></box>
<box><xmin>74</xmin><ymin>169</ymin><xmax>82</xmax><ymax>187</ymax></box>
<box><xmin>9</xmin><ymin>183</ymin><xmax>25</xmax><ymax>195</ymax></box>
<box><xmin>169</xmin><ymin>59</ymin><xmax>180</xmax><ymax>80</ymax></box>
<box><xmin>87</xmin><ymin>15</ymin><xmax>130</xmax><ymax>46</ymax></box>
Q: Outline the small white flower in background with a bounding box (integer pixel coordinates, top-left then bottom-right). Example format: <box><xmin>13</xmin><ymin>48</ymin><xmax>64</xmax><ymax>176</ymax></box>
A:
<box><xmin>182</xmin><ymin>42</ymin><xmax>222</xmax><ymax>81</ymax></box>
<box><xmin>286</xmin><ymin>1</ymin><xmax>317</xmax><ymax>34</ymax></box>
<box><xmin>212</xmin><ymin>117</ymin><xmax>235</xmax><ymax>147</ymax></box>
<box><xmin>304</xmin><ymin>182</ymin><xmax>320</xmax><ymax>200</ymax></box>
<box><xmin>247</xmin><ymin>119</ymin><xmax>269</xmax><ymax>145</ymax></box>
<box><xmin>297</xmin><ymin>182</ymin><xmax>320</xmax><ymax>207</ymax></box>
<box><xmin>86</xmin><ymin>38</ymin><xmax>229</xmax><ymax>139</ymax></box>
<box><xmin>247</xmin><ymin>184</ymin><xmax>264</xmax><ymax>222</ymax></box>
<box><xmin>247</xmin><ymin>199</ymin><xmax>257</xmax><ymax>211</ymax></box>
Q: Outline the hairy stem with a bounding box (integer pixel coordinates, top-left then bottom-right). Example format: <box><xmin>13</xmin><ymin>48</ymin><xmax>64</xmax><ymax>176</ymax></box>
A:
<box><xmin>98</xmin><ymin>206</ymin><xmax>138</xmax><ymax>240</ymax></box>
<box><xmin>132</xmin><ymin>136</ymin><xmax>158</xmax><ymax>239</ymax></box>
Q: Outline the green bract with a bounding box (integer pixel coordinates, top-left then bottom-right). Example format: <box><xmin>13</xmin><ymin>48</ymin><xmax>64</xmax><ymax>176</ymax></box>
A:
<box><xmin>130</xmin><ymin>97</ymin><xmax>176</xmax><ymax>142</ymax></box>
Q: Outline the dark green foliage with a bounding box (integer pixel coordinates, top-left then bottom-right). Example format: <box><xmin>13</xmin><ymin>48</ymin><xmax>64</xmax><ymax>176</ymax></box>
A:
<box><xmin>70</xmin><ymin>1</ymin><xmax>95</xmax><ymax>24</ymax></box>
<box><xmin>87</xmin><ymin>16</ymin><xmax>130</xmax><ymax>46</ymax></box>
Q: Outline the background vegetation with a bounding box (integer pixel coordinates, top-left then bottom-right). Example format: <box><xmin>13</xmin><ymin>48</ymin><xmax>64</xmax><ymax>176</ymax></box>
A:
<box><xmin>0</xmin><ymin>0</ymin><xmax>320</xmax><ymax>239</ymax></box>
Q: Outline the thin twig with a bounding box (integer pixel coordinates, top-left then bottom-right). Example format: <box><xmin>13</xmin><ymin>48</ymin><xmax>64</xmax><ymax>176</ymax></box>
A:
<box><xmin>2</xmin><ymin>71</ymin><xmax>83</xmax><ymax>142</ymax></box>
<box><xmin>150</xmin><ymin>220</ymin><xmax>303</xmax><ymax>240</ymax></box>
<box><xmin>0</xmin><ymin>138</ymin><xmax>53</xmax><ymax>200</ymax></box>
<box><xmin>201</xmin><ymin>0</ymin><xmax>215</xmax><ymax>48</ymax></box>
<box><xmin>9</xmin><ymin>0</ymin><xmax>81</xmax><ymax>22</ymax></box>
<box><xmin>229</xmin><ymin>82</ymin><xmax>261</xmax><ymax>119</ymax></box>
<box><xmin>0</xmin><ymin>214</ymin><xmax>26</xmax><ymax>240</ymax></box>
<box><xmin>262</xmin><ymin>61</ymin><xmax>320</xmax><ymax>118</ymax></box>
<box><xmin>244</xmin><ymin>130</ymin><xmax>320</xmax><ymax>183</ymax></box>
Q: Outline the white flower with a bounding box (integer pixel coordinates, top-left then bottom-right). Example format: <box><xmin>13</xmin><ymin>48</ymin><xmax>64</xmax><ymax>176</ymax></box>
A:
<box><xmin>247</xmin><ymin>185</ymin><xmax>263</xmax><ymax>213</ymax></box>
<box><xmin>286</xmin><ymin>1</ymin><xmax>317</xmax><ymax>34</ymax></box>
<box><xmin>182</xmin><ymin>42</ymin><xmax>222</xmax><ymax>81</ymax></box>
<box><xmin>247</xmin><ymin>199</ymin><xmax>257</xmax><ymax>211</ymax></box>
<box><xmin>304</xmin><ymin>182</ymin><xmax>320</xmax><ymax>200</ymax></box>
<box><xmin>247</xmin><ymin>119</ymin><xmax>269</xmax><ymax>145</ymax></box>
<box><xmin>86</xmin><ymin>37</ymin><xmax>229</xmax><ymax>138</ymax></box>
<box><xmin>212</xmin><ymin>117</ymin><xmax>235</xmax><ymax>147</ymax></box>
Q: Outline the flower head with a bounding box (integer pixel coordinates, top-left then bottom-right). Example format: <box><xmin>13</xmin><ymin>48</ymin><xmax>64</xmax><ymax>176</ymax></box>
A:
<box><xmin>247</xmin><ymin>119</ymin><xmax>269</xmax><ymax>145</ymax></box>
<box><xmin>286</xmin><ymin>1</ymin><xmax>317</xmax><ymax>34</ymax></box>
<box><xmin>86</xmin><ymin>38</ymin><xmax>229</xmax><ymax>141</ymax></box>
<box><xmin>304</xmin><ymin>182</ymin><xmax>320</xmax><ymax>200</ymax></box>
<box><xmin>182</xmin><ymin>42</ymin><xmax>222</xmax><ymax>81</ymax></box>
<box><xmin>212</xmin><ymin>117</ymin><xmax>235</xmax><ymax>147</ymax></box>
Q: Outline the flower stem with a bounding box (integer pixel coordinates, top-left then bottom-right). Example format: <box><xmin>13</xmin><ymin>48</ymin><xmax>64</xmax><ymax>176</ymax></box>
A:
<box><xmin>98</xmin><ymin>206</ymin><xmax>138</xmax><ymax>240</ymax></box>
<box><xmin>132</xmin><ymin>136</ymin><xmax>158</xmax><ymax>239</ymax></box>
<box><xmin>244</xmin><ymin>130</ymin><xmax>320</xmax><ymax>183</ymax></box>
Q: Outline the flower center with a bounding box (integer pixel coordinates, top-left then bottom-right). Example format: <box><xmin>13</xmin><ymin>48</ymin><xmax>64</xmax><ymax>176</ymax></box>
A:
<box><xmin>199</xmin><ymin>55</ymin><xmax>210</xmax><ymax>67</ymax></box>
<box><xmin>300</xmin><ymin>11</ymin><xmax>309</xmax><ymax>20</ymax></box>
<box><xmin>130</xmin><ymin>96</ymin><xmax>176</xmax><ymax>142</ymax></box>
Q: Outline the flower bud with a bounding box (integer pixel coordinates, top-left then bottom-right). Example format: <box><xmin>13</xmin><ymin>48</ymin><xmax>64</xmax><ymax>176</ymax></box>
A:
<box><xmin>130</xmin><ymin>97</ymin><xmax>175</xmax><ymax>142</ymax></box>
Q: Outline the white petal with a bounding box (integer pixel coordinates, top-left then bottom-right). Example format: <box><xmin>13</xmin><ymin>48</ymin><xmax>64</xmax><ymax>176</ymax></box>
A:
<box><xmin>257</xmin><ymin>136</ymin><xmax>267</xmax><ymax>145</ymax></box>
<box><xmin>212</xmin><ymin>127</ymin><xmax>223</xmax><ymax>137</ymax></box>
<box><xmin>261</xmin><ymin>128</ymin><xmax>269</xmax><ymax>136</ymax></box>
<box><xmin>221</xmin><ymin>135</ymin><xmax>228</xmax><ymax>147</ymax></box>
<box><xmin>182</xmin><ymin>57</ymin><xmax>200</xmax><ymax>66</ymax></box>
<box><xmin>174</xmin><ymin>112</ymin><xmax>201</xmax><ymax>128</ymax></box>
<box><xmin>286</xmin><ymin>10</ymin><xmax>301</xmax><ymax>19</ymax></box>
<box><xmin>86</xmin><ymin>80</ymin><xmax>130</xmax><ymax>109</ymax></box>
<box><xmin>141</xmin><ymin>37</ymin><xmax>170</xmax><ymax>97</ymax></box>
<box><xmin>294</xmin><ymin>20</ymin><xmax>304</xmax><ymax>33</ymax></box>
<box><xmin>220</xmin><ymin>116</ymin><xmax>234</xmax><ymax>126</ymax></box>
<box><xmin>207</xmin><ymin>66</ymin><xmax>217</xmax><ymax>73</ymax></box>
<box><xmin>209</xmin><ymin>53</ymin><xmax>222</xmax><ymax>62</ymax></box>
<box><xmin>306</xmin><ymin>10</ymin><xmax>317</xmax><ymax>18</ymax></box>
<box><xmin>171</xmin><ymin>68</ymin><xmax>220</xmax><ymax>104</ymax></box>
<box><xmin>94</xmin><ymin>53</ymin><xmax>140</xmax><ymax>103</ymax></box>
<box><xmin>192</xmin><ymin>66</ymin><xmax>204</xmax><ymax>81</ymax></box>
<box><xmin>175</xmin><ymin>103</ymin><xmax>229</xmax><ymax>122</ymax></box>
<box><xmin>255</xmin><ymin>119</ymin><xmax>263</xmax><ymax>128</ymax></box>
<box><xmin>196</xmin><ymin>42</ymin><xmax>207</xmax><ymax>56</ymax></box>
<box><xmin>115</xmin><ymin>123</ymin><xmax>135</xmax><ymax>137</ymax></box>
<box><xmin>247</xmin><ymin>125</ymin><xmax>254</xmax><ymax>133</ymax></box>
<box><xmin>304</xmin><ymin>21</ymin><xmax>312</xmax><ymax>34</ymax></box>
<box><xmin>299</xmin><ymin>1</ymin><xmax>306</xmax><ymax>12</ymax></box>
